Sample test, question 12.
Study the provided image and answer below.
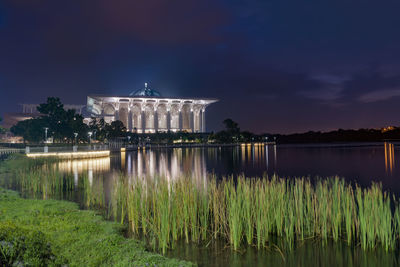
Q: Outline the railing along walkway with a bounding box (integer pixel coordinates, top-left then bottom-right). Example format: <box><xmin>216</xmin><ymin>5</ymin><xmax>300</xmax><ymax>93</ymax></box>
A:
<box><xmin>0</xmin><ymin>147</ymin><xmax>24</xmax><ymax>155</ymax></box>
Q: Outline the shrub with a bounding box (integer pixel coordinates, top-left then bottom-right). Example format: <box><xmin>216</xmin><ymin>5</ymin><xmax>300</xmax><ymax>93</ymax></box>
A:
<box><xmin>0</xmin><ymin>221</ymin><xmax>63</xmax><ymax>266</ymax></box>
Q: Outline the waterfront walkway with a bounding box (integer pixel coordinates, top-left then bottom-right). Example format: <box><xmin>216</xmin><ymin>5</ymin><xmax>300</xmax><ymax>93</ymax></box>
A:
<box><xmin>1</xmin><ymin>142</ymin><xmax>277</xmax><ymax>159</ymax></box>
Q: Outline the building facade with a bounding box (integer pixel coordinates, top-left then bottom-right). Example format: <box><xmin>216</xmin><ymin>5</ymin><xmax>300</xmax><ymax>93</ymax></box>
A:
<box><xmin>86</xmin><ymin>84</ymin><xmax>218</xmax><ymax>133</ymax></box>
<box><xmin>3</xmin><ymin>104</ymin><xmax>86</xmax><ymax>129</ymax></box>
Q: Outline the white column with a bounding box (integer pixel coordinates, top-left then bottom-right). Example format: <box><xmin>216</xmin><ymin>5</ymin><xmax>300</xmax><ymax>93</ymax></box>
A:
<box><xmin>114</xmin><ymin>103</ymin><xmax>120</xmax><ymax>121</ymax></box>
<box><xmin>179</xmin><ymin>111</ymin><xmax>182</xmax><ymax>132</ymax></box>
<box><xmin>201</xmin><ymin>108</ymin><xmax>206</xmax><ymax>132</ymax></box>
<box><xmin>115</xmin><ymin>110</ymin><xmax>119</xmax><ymax>121</ymax></box>
<box><xmin>190</xmin><ymin>108</ymin><xmax>194</xmax><ymax>133</ymax></box>
<box><xmin>128</xmin><ymin>109</ymin><xmax>132</xmax><ymax>132</ymax></box>
<box><xmin>141</xmin><ymin>105</ymin><xmax>146</xmax><ymax>133</ymax></box>
<box><xmin>167</xmin><ymin>109</ymin><xmax>171</xmax><ymax>131</ymax></box>
<box><xmin>154</xmin><ymin>107</ymin><xmax>158</xmax><ymax>132</ymax></box>
<box><xmin>194</xmin><ymin>110</ymin><xmax>201</xmax><ymax>133</ymax></box>
<box><xmin>198</xmin><ymin>110</ymin><xmax>202</xmax><ymax>133</ymax></box>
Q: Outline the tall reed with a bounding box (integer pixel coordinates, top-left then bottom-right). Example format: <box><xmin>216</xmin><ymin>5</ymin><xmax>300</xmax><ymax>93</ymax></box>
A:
<box><xmin>5</xmin><ymin>156</ymin><xmax>400</xmax><ymax>254</ymax></box>
<box><xmin>119</xmin><ymin>175</ymin><xmax>400</xmax><ymax>253</ymax></box>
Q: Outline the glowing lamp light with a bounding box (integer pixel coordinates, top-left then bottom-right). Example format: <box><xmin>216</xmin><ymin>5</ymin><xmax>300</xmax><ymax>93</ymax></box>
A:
<box><xmin>26</xmin><ymin>150</ymin><xmax>110</xmax><ymax>159</ymax></box>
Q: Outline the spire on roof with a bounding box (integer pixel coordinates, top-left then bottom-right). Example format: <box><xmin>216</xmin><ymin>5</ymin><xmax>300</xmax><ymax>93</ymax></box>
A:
<box><xmin>129</xmin><ymin>82</ymin><xmax>161</xmax><ymax>97</ymax></box>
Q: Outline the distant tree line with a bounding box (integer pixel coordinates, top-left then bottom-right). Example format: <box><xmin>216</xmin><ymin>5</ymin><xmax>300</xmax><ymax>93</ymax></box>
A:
<box><xmin>209</xmin><ymin>119</ymin><xmax>267</xmax><ymax>144</ymax></box>
<box><xmin>273</xmin><ymin>128</ymin><xmax>400</xmax><ymax>144</ymax></box>
<box><xmin>208</xmin><ymin>120</ymin><xmax>400</xmax><ymax>144</ymax></box>
<box><xmin>9</xmin><ymin>97</ymin><xmax>135</xmax><ymax>144</ymax></box>
<box><xmin>11</xmin><ymin>97</ymin><xmax>89</xmax><ymax>143</ymax></box>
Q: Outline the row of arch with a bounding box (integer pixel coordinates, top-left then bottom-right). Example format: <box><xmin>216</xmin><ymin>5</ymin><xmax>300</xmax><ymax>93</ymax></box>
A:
<box><xmin>102</xmin><ymin>103</ymin><xmax>206</xmax><ymax>133</ymax></box>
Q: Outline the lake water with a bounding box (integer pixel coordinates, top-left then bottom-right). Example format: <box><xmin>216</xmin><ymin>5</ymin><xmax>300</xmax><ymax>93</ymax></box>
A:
<box><xmin>101</xmin><ymin>142</ymin><xmax>400</xmax><ymax>194</ymax></box>
<box><xmin>3</xmin><ymin>142</ymin><xmax>400</xmax><ymax>266</ymax></box>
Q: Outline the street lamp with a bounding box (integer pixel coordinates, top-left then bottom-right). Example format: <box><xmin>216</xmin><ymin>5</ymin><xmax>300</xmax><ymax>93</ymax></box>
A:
<box><xmin>88</xmin><ymin>131</ymin><xmax>93</xmax><ymax>144</ymax></box>
<box><xmin>43</xmin><ymin>127</ymin><xmax>49</xmax><ymax>142</ymax></box>
<box><xmin>74</xmin><ymin>133</ymin><xmax>78</xmax><ymax>145</ymax></box>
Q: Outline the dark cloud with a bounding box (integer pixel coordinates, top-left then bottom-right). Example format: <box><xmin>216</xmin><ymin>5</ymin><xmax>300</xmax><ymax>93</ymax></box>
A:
<box><xmin>1</xmin><ymin>0</ymin><xmax>400</xmax><ymax>133</ymax></box>
<box><xmin>98</xmin><ymin>0</ymin><xmax>229</xmax><ymax>44</ymax></box>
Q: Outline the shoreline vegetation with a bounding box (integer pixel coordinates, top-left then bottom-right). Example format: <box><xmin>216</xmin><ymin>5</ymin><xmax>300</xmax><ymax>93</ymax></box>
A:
<box><xmin>0</xmin><ymin>187</ymin><xmax>193</xmax><ymax>267</ymax></box>
<box><xmin>2</xmin><ymin>156</ymin><xmax>400</xmax><ymax>257</ymax></box>
<box><xmin>100</xmin><ymin>174</ymin><xmax>400</xmax><ymax>253</ymax></box>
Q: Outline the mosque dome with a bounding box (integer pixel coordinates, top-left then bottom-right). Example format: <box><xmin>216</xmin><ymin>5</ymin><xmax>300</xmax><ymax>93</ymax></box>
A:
<box><xmin>129</xmin><ymin>83</ymin><xmax>161</xmax><ymax>97</ymax></box>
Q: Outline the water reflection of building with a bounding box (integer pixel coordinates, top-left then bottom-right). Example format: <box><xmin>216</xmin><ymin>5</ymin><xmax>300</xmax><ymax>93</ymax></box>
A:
<box><xmin>124</xmin><ymin>148</ymin><xmax>208</xmax><ymax>184</ymax></box>
<box><xmin>54</xmin><ymin>145</ymin><xmax>278</xmax><ymax>187</ymax></box>
<box><xmin>384</xmin><ymin>142</ymin><xmax>395</xmax><ymax>175</ymax></box>
<box><xmin>57</xmin><ymin>157</ymin><xmax>111</xmax><ymax>186</ymax></box>
<box><xmin>57</xmin><ymin>157</ymin><xmax>111</xmax><ymax>173</ymax></box>
<box><xmin>240</xmin><ymin>143</ymin><xmax>277</xmax><ymax>170</ymax></box>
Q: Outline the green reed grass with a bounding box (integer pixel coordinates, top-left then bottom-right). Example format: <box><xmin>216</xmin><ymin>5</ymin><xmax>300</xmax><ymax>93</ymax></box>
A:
<box><xmin>5</xmin><ymin>156</ymin><xmax>400</xmax><ymax>254</ymax></box>
<box><xmin>119</xmin><ymin>175</ymin><xmax>400</xmax><ymax>253</ymax></box>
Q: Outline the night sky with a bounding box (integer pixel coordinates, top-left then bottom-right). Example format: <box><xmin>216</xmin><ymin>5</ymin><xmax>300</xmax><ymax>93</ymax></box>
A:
<box><xmin>1</xmin><ymin>0</ymin><xmax>400</xmax><ymax>133</ymax></box>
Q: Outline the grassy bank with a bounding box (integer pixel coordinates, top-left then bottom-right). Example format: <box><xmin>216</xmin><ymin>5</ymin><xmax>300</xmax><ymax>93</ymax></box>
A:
<box><xmin>0</xmin><ymin>187</ymin><xmax>193</xmax><ymax>267</ymax></box>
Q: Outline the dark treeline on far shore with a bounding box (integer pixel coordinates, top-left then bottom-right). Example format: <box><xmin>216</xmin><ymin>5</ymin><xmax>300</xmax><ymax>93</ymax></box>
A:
<box><xmin>273</xmin><ymin>127</ymin><xmax>400</xmax><ymax>144</ymax></box>
<box><xmin>3</xmin><ymin>97</ymin><xmax>400</xmax><ymax>145</ymax></box>
<box><xmin>212</xmin><ymin>123</ymin><xmax>400</xmax><ymax>144</ymax></box>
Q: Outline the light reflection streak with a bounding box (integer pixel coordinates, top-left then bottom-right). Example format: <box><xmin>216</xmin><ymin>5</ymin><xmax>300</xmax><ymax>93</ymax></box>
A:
<box><xmin>127</xmin><ymin>153</ymin><xmax>132</xmax><ymax>174</ymax></box>
<box><xmin>125</xmin><ymin>148</ymin><xmax>207</xmax><ymax>185</ymax></box>
<box><xmin>56</xmin><ymin>157</ymin><xmax>111</xmax><ymax>188</ymax></box>
<box><xmin>57</xmin><ymin>157</ymin><xmax>111</xmax><ymax>174</ymax></box>
<box><xmin>88</xmin><ymin>169</ymin><xmax>93</xmax><ymax>186</ymax></box>
<box><xmin>241</xmin><ymin>144</ymin><xmax>246</xmax><ymax>165</ymax></box>
<box><xmin>121</xmin><ymin>151</ymin><xmax>126</xmax><ymax>169</ymax></box>
<box><xmin>73</xmin><ymin>165</ymin><xmax>78</xmax><ymax>187</ymax></box>
<box><xmin>252</xmin><ymin>144</ymin><xmax>257</xmax><ymax>166</ymax></box>
<box><xmin>247</xmin><ymin>145</ymin><xmax>251</xmax><ymax>163</ymax></box>
<box><xmin>384</xmin><ymin>142</ymin><xmax>395</xmax><ymax>175</ymax></box>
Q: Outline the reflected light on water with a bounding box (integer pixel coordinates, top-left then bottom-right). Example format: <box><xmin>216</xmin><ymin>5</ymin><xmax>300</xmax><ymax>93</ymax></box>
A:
<box><xmin>384</xmin><ymin>142</ymin><xmax>395</xmax><ymax>175</ymax></box>
<box><xmin>53</xmin><ymin>145</ymin><xmax>285</xmax><ymax>190</ymax></box>
<box><xmin>252</xmin><ymin>145</ymin><xmax>256</xmax><ymax>166</ymax></box>
<box><xmin>121</xmin><ymin>151</ymin><xmax>126</xmax><ymax>169</ymax></box>
<box><xmin>247</xmin><ymin>145</ymin><xmax>251</xmax><ymax>163</ymax></box>
<box><xmin>238</xmin><ymin>144</ymin><xmax>277</xmax><ymax>172</ymax></box>
<box><xmin>57</xmin><ymin>157</ymin><xmax>111</xmax><ymax>177</ymax></box>
<box><xmin>127</xmin><ymin>153</ymin><xmax>132</xmax><ymax>174</ymax></box>
<box><xmin>88</xmin><ymin>169</ymin><xmax>93</xmax><ymax>186</ymax></box>
<box><xmin>125</xmin><ymin>149</ymin><xmax>207</xmax><ymax>186</ymax></box>
<box><xmin>241</xmin><ymin>144</ymin><xmax>246</xmax><ymax>165</ymax></box>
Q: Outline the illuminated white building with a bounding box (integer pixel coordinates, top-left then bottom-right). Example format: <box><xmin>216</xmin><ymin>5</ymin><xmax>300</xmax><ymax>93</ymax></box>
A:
<box><xmin>86</xmin><ymin>83</ymin><xmax>218</xmax><ymax>133</ymax></box>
